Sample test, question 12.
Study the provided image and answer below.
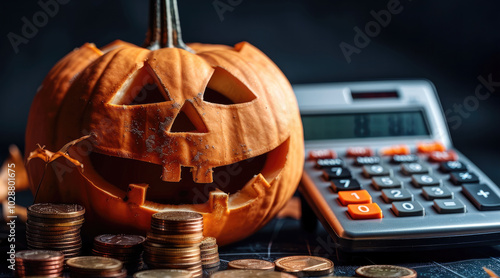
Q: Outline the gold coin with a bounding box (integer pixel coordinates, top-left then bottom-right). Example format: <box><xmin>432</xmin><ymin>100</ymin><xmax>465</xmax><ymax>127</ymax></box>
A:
<box><xmin>355</xmin><ymin>265</ymin><xmax>417</xmax><ymax>278</ymax></box>
<box><xmin>66</xmin><ymin>256</ymin><xmax>123</xmax><ymax>272</ymax></box>
<box><xmin>210</xmin><ymin>270</ymin><xmax>296</xmax><ymax>277</ymax></box>
<box><xmin>133</xmin><ymin>269</ymin><xmax>193</xmax><ymax>278</ymax></box>
<box><xmin>274</xmin><ymin>256</ymin><xmax>334</xmax><ymax>276</ymax></box>
<box><xmin>28</xmin><ymin>203</ymin><xmax>85</xmax><ymax>219</ymax></box>
<box><xmin>228</xmin><ymin>259</ymin><xmax>275</xmax><ymax>270</ymax></box>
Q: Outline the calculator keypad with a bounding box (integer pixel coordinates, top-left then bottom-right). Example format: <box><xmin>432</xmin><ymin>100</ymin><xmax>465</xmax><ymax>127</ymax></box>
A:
<box><xmin>307</xmin><ymin>145</ymin><xmax>500</xmax><ymax>224</ymax></box>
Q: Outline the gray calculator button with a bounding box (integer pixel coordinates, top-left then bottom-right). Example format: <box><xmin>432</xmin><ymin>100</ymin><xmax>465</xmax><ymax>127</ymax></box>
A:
<box><xmin>462</xmin><ymin>184</ymin><xmax>500</xmax><ymax>211</ymax></box>
<box><xmin>392</xmin><ymin>154</ymin><xmax>419</xmax><ymax>164</ymax></box>
<box><xmin>330</xmin><ymin>179</ymin><xmax>362</xmax><ymax>192</ymax></box>
<box><xmin>372</xmin><ymin>177</ymin><xmax>402</xmax><ymax>190</ymax></box>
<box><xmin>433</xmin><ymin>199</ymin><xmax>466</xmax><ymax>214</ymax></box>
<box><xmin>392</xmin><ymin>201</ymin><xmax>425</xmax><ymax>217</ymax></box>
<box><xmin>362</xmin><ymin>165</ymin><xmax>392</xmax><ymax>178</ymax></box>
<box><xmin>382</xmin><ymin>189</ymin><xmax>413</xmax><ymax>203</ymax></box>
<box><xmin>401</xmin><ymin>162</ymin><xmax>430</xmax><ymax>175</ymax></box>
<box><xmin>355</xmin><ymin>156</ymin><xmax>381</xmax><ymax>166</ymax></box>
<box><xmin>315</xmin><ymin>158</ymin><xmax>344</xmax><ymax>169</ymax></box>
<box><xmin>450</xmin><ymin>171</ymin><xmax>480</xmax><ymax>185</ymax></box>
<box><xmin>422</xmin><ymin>186</ymin><xmax>453</xmax><ymax>200</ymax></box>
<box><xmin>323</xmin><ymin>167</ymin><xmax>352</xmax><ymax>180</ymax></box>
<box><xmin>412</xmin><ymin>174</ymin><xmax>441</xmax><ymax>187</ymax></box>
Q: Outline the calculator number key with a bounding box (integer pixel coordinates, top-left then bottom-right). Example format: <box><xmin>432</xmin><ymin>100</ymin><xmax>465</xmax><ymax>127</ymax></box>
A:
<box><xmin>372</xmin><ymin>177</ymin><xmax>402</xmax><ymax>190</ymax></box>
<box><xmin>450</xmin><ymin>172</ymin><xmax>479</xmax><ymax>185</ymax></box>
<box><xmin>323</xmin><ymin>167</ymin><xmax>352</xmax><ymax>180</ymax></box>
<box><xmin>338</xmin><ymin>190</ymin><xmax>372</xmax><ymax>205</ymax></box>
<box><xmin>330</xmin><ymin>179</ymin><xmax>361</xmax><ymax>192</ymax></box>
<box><xmin>433</xmin><ymin>199</ymin><xmax>466</xmax><ymax>214</ymax></box>
<box><xmin>440</xmin><ymin>161</ymin><xmax>467</xmax><ymax>173</ymax></box>
<box><xmin>392</xmin><ymin>201</ymin><xmax>425</xmax><ymax>217</ymax></box>
<box><xmin>422</xmin><ymin>186</ymin><xmax>453</xmax><ymax>200</ymax></box>
<box><xmin>401</xmin><ymin>162</ymin><xmax>430</xmax><ymax>175</ymax></box>
<box><xmin>346</xmin><ymin>147</ymin><xmax>374</xmax><ymax>157</ymax></box>
<box><xmin>382</xmin><ymin>189</ymin><xmax>413</xmax><ymax>203</ymax></box>
<box><xmin>362</xmin><ymin>165</ymin><xmax>392</xmax><ymax>178</ymax></box>
<box><xmin>429</xmin><ymin>151</ymin><xmax>459</xmax><ymax>163</ymax></box>
<box><xmin>347</xmin><ymin>203</ymin><xmax>383</xmax><ymax>219</ymax></box>
<box><xmin>412</xmin><ymin>174</ymin><xmax>441</xmax><ymax>187</ymax></box>
<box><xmin>462</xmin><ymin>184</ymin><xmax>500</xmax><ymax>211</ymax></box>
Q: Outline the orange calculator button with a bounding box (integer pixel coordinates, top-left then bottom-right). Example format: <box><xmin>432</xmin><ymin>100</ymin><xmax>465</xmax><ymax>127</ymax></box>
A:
<box><xmin>347</xmin><ymin>203</ymin><xmax>383</xmax><ymax>220</ymax></box>
<box><xmin>429</xmin><ymin>150</ymin><xmax>458</xmax><ymax>162</ymax></box>
<box><xmin>417</xmin><ymin>141</ymin><xmax>446</xmax><ymax>153</ymax></box>
<box><xmin>338</xmin><ymin>190</ymin><xmax>372</xmax><ymax>205</ymax></box>
<box><xmin>308</xmin><ymin>149</ymin><xmax>337</xmax><ymax>160</ymax></box>
<box><xmin>346</xmin><ymin>147</ymin><xmax>374</xmax><ymax>157</ymax></box>
<box><xmin>380</xmin><ymin>145</ymin><xmax>411</xmax><ymax>156</ymax></box>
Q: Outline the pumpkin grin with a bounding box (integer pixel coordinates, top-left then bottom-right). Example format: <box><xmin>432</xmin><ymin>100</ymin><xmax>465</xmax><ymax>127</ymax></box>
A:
<box><xmin>87</xmin><ymin>137</ymin><xmax>289</xmax><ymax>206</ymax></box>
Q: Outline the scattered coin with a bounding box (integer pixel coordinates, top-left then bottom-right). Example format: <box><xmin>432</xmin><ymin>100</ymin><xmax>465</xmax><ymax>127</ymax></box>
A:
<box><xmin>210</xmin><ymin>270</ymin><xmax>297</xmax><ymax>277</ymax></box>
<box><xmin>228</xmin><ymin>259</ymin><xmax>275</xmax><ymax>270</ymax></box>
<box><xmin>26</xmin><ymin>203</ymin><xmax>85</xmax><ymax>259</ymax></box>
<box><xmin>15</xmin><ymin>250</ymin><xmax>65</xmax><ymax>277</ymax></box>
<box><xmin>274</xmin><ymin>255</ymin><xmax>334</xmax><ymax>276</ymax></box>
<box><xmin>133</xmin><ymin>269</ymin><xmax>194</xmax><ymax>278</ymax></box>
<box><xmin>67</xmin><ymin>256</ymin><xmax>126</xmax><ymax>278</ymax></box>
<box><xmin>355</xmin><ymin>265</ymin><xmax>417</xmax><ymax>278</ymax></box>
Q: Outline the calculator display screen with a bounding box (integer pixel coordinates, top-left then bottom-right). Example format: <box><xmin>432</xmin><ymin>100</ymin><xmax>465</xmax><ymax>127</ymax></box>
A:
<box><xmin>302</xmin><ymin>110</ymin><xmax>430</xmax><ymax>140</ymax></box>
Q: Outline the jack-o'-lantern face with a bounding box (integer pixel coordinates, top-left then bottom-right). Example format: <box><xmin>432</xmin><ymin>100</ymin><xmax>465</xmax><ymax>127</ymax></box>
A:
<box><xmin>25</xmin><ymin>1</ymin><xmax>303</xmax><ymax>245</ymax></box>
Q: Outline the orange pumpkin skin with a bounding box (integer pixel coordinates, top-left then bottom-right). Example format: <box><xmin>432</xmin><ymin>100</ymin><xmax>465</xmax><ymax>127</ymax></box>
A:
<box><xmin>25</xmin><ymin>40</ymin><xmax>304</xmax><ymax>245</ymax></box>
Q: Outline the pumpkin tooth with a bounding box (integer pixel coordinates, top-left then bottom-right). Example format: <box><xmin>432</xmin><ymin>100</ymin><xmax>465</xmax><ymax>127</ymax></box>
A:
<box><xmin>208</xmin><ymin>190</ymin><xmax>229</xmax><ymax>217</ymax></box>
<box><xmin>161</xmin><ymin>163</ymin><xmax>181</xmax><ymax>182</ymax></box>
<box><xmin>191</xmin><ymin>166</ymin><xmax>214</xmax><ymax>183</ymax></box>
<box><xmin>125</xmin><ymin>183</ymin><xmax>148</xmax><ymax>206</ymax></box>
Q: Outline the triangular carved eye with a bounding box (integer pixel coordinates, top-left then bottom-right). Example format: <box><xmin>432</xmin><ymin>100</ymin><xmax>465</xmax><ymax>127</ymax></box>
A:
<box><xmin>170</xmin><ymin>101</ymin><xmax>208</xmax><ymax>133</ymax></box>
<box><xmin>203</xmin><ymin>67</ymin><xmax>257</xmax><ymax>105</ymax></box>
<box><xmin>110</xmin><ymin>64</ymin><xmax>170</xmax><ymax>105</ymax></box>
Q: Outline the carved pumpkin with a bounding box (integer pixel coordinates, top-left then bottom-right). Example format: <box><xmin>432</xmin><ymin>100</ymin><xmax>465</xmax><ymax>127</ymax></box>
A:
<box><xmin>25</xmin><ymin>0</ymin><xmax>303</xmax><ymax>245</ymax></box>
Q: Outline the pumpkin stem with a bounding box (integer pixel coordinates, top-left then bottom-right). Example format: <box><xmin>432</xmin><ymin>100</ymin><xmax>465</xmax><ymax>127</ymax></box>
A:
<box><xmin>144</xmin><ymin>0</ymin><xmax>193</xmax><ymax>52</ymax></box>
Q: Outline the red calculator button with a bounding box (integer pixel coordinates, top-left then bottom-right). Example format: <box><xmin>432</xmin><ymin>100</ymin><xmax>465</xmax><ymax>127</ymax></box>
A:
<box><xmin>417</xmin><ymin>141</ymin><xmax>446</xmax><ymax>153</ymax></box>
<box><xmin>338</xmin><ymin>190</ymin><xmax>372</xmax><ymax>205</ymax></box>
<box><xmin>380</xmin><ymin>145</ymin><xmax>411</xmax><ymax>156</ymax></box>
<box><xmin>346</xmin><ymin>147</ymin><xmax>374</xmax><ymax>157</ymax></box>
<box><xmin>348</xmin><ymin>203</ymin><xmax>383</xmax><ymax>219</ymax></box>
<box><xmin>429</xmin><ymin>151</ymin><xmax>458</xmax><ymax>162</ymax></box>
<box><xmin>308</xmin><ymin>149</ymin><xmax>337</xmax><ymax>160</ymax></box>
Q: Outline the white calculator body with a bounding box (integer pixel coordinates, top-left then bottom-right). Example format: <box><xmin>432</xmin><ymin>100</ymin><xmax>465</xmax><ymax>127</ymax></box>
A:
<box><xmin>296</xmin><ymin>80</ymin><xmax>500</xmax><ymax>252</ymax></box>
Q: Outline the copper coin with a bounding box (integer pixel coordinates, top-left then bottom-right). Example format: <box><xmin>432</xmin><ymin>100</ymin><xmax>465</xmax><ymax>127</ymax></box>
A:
<box><xmin>28</xmin><ymin>214</ymin><xmax>84</xmax><ymax>223</ymax></box>
<box><xmin>152</xmin><ymin>211</ymin><xmax>203</xmax><ymax>223</ymax></box>
<box><xmin>134</xmin><ymin>269</ymin><xmax>193</xmax><ymax>278</ymax></box>
<box><xmin>275</xmin><ymin>256</ymin><xmax>334</xmax><ymax>276</ymax></box>
<box><xmin>28</xmin><ymin>203</ymin><xmax>85</xmax><ymax>219</ymax></box>
<box><xmin>200</xmin><ymin>237</ymin><xmax>217</xmax><ymax>248</ymax></box>
<box><xmin>355</xmin><ymin>265</ymin><xmax>417</xmax><ymax>278</ymax></box>
<box><xmin>27</xmin><ymin>218</ymin><xmax>85</xmax><ymax>227</ymax></box>
<box><xmin>94</xmin><ymin>234</ymin><xmax>146</xmax><ymax>248</ymax></box>
<box><xmin>26</xmin><ymin>230</ymin><xmax>81</xmax><ymax>239</ymax></box>
<box><xmin>16</xmin><ymin>250</ymin><xmax>65</xmax><ymax>262</ymax></box>
<box><xmin>228</xmin><ymin>259</ymin><xmax>275</xmax><ymax>270</ymax></box>
<box><xmin>203</xmin><ymin>261</ymin><xmax>221</xmax><ymax>269</ymax></box>
<box><xmin>67</xmin><ymin>256</ymin><xmax>123</xmax><ymax>273</ymax></box>
<box><xmin>210</xmin><ymin>270</ymin><xmax>296</xmax><ymax>277</ymax></box>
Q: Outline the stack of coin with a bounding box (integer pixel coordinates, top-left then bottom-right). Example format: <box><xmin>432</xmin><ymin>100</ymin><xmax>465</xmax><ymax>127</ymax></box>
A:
<box><xmin>26</xmin><ymin>203</ymin><xmax>85</xmax><ymax>258</ymax></box>
<box><xmin>200</xmin><ymin>237</ymin><xmax>220</xmax><ymax>268</ymax></box>
<box><xmin>274</xmin><ymin>255</ymin><xmax>334</xmax><ymax>277</ymax></box>
<box><xmin>67</xmin><ymin>256</ymin><xmax>127</xmax><ymax>278</ymax></box>
<box><xmin>15</xmin><ymin>250</ymin><xmax>64</xmax><ymax>277</ymax></box>
<box><xmin>134</xmin><ymin>269</ymin><xmax>193</xmax><ymax>278</ymax></box>
<box><xmin>92</xmin><ymin>234</ymin><xmax>145</xmax><ymax>272</ymax></box>
<box><xmin>144</xmin><ymin>211</ymin><xmax>204</xmax><ymax>278</ymax></box>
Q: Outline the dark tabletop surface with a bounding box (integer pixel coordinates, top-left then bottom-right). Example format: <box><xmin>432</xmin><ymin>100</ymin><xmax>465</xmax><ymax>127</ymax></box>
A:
<box><xmin>1</xmin><ymin>192</ymin><xmax>499</xmax><ymax>278</ymax></box>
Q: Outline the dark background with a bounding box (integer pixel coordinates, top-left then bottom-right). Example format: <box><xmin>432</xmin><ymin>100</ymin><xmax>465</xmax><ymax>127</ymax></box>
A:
<box><xmin>1</xmin><ymin>0</ymin><xmax>499</xmax><ymax>184</ymax></box>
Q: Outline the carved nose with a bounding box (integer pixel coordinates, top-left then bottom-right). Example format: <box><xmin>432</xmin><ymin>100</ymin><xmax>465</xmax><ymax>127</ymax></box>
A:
<box><xmin>169</xmin><ymin>101</ymin><xmax>208</xmax><ymax>133</ymax></box>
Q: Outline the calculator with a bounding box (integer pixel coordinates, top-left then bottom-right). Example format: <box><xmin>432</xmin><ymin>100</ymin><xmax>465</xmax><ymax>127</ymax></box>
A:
<box><xmin>296</xmin><ymin>80</ymin><xmax>500</xmax><ymax>252</ymax></box>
